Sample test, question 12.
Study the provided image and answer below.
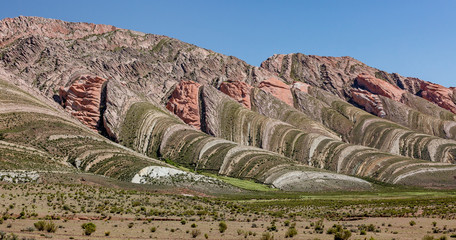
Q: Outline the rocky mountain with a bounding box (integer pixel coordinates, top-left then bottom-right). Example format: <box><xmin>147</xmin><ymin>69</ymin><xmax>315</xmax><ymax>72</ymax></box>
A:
<box><xmin>1</xmin><ymin>16</ymin><xmax>456</xmax><ymax>191</ymax></box>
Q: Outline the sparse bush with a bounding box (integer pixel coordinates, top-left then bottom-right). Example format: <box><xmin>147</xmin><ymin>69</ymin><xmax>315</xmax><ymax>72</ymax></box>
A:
<box><xmin>81</xmin><ymin>222</ymin><xmax>96</xmax><ymax>236</ymax></box>
<box><xmin>191</xmin><ymin>223</ymin><xmax>197</xmax><ymax>228</ymax></box>
<box><xmin>285</xmin><ymin>227</ymin><xmax>297</xmax><ymax>238</ymax></box>
<box><xmin>105</xmin><ymin>231</ymin><xmax>110</xmax><ymax>236</ymax></box>
<box><xmin>181</xmin><ymin>219</ymin><xmax>187</xmax><ymax>225</ymax></box>
<box><xmin>191</xmin><ymin>229</ymin><xmax>201</xmax><ymax>238</ymax></box>
<box><xmin>128</xmin><ymin>222</ymin><xmax>134</xmax><ymax>228</ymax></box>
<box><xmin>34</xmin><ymin>221</ymin><xmax>46</xmax><ymax>231</ymax></box>
<box><xmin>261</xmin><ymin>232</ymin><xmax>274</xmax><ymax>240</ymax></box>
<box><xmin>334</xmin><ymin>230</ymin><xmax>351</xmax><ymax>240</ymax></box>
<box><xmin>410</xmin><ymin>220</ymin><xmax>416</xmax><ymax>226</ymax></box>
<box><xmin>219</xmin><ymin>221</ymin><xmax>227</xmax><ymax>233</ymax></box>
<box><xmin>45</xmin><ymin>221</ymin><xmax>57</xmax><ymax>233</ymax></box>
<box><xmin>151</xmin><ymin>226</ymin><xmax>157</xmax><ymax>232</ymax></box>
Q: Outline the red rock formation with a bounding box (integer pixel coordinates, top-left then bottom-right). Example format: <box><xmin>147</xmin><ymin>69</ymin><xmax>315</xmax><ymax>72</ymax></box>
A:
<box><xmin>420</xmin><ymin>82</ymin><xmax>456</xmax><ymax>114</ymax></box>
<box><xmin>356</xmin><ymin>73</ymin><xmax>405</xmax><ymax>102</ymax></box>
<box><xmin>166</xmin><ymin>81</ymin><xmax>202</xmax><ymax>129</ymax></box>
<box><xmin>292</xmin><ymin>82</ymin><xmax>310</xmax><ymax>93</ymax></box>
<box><xmin>351</xmin><ymin>89</ymin><xmax>386</xmax><ymax>118</ymax></box>
<box><xmin>219</xmin><ymin>81</ymin><xmax>253</xmax><ymax>109</ymax></box>
<box><xmin>258</xmin><ymin>77</ymin><xmax>294</xmax><ymax>106</ymax></box>
<box><xmin>59</xmin><ymin>76</ymin><xmax>107</xmax><ymax>130</ymax></box>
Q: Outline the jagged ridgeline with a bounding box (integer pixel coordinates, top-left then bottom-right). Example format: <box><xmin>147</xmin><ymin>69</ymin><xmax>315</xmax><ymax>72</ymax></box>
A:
<box><xmin>0</xmin><ymin>79</ymin><xmax>168</xmax><ymax>181</ymax></box>
<box><xmin>193</xmin><ymin>85</ymin><xmax>456</xmax><ymax>186</ymax></box>
<box><xmin>292</xmin><ymin>87</ymin><xmax>456</xmax><ymax>163</ymax></box>
<box><xmin>118</xmin><ymin>101</ymin><xmax>373</xmax><ymax>191</ymax></box>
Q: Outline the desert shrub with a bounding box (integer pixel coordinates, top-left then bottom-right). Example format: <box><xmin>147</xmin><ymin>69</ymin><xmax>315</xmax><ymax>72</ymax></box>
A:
<box><xmin>219</xmin><ymin>221</ymin><xmax>227</xmax><ymax>233</ymax></box>
<box><xmin>285</xmin><ymin>227</ymin><xmax>297</xmax><ymax>238</ymax></box>
<box><xmin>191</xmin><ymin>223</ymin><xmax>197</xmax><ymax>228</ymax></box>
<box><xmin>191</xmin><ymin>229</ymin><xmax>201</xmax><ymax>238</ymax></box>
<box><xmin>334</xmin><ymin>230</ymin><xmax>351</xmax><ymax>240</ymax></box>
<box><xmin>81</xmin><ymin>222</ymin><xmax>96</xmax><ymax>236</ymax></box>
<box><xmin>314</xmin><ymin>219</ymin><xmax>324</xmax><ymax>233</ymax></box>
<box><xmin>105</xmin><ymin>231</ymin><xmax>110</xmax><ymax>236</ymax></box>
<box><xmin>410</xmin><ymin>220</ymin><xmax>416</xmax><ymax>226</ymax></box>
<box><xmin>34</xmin><ymin>221</ymin><xmax>46</xmax><ymax>231</ymax></box>
<box><xmin>261</xmin><ymin>232</ymin><xmax>274</xmax><ymax>240</ymax></box>
<box><xmin>151</xmin><ymin>226</ymin><xmax>157</xmax><ymax>232</ymax></box>
<box><xmin>128</xmin><ymin>222</ymin><xmax>134</xmax><ymax>228</ymax></box>
<box><xmin>181</xmin><ymin>219</ymin><xmax>187</xmax><ymax>225</ymax></box>
<box><xmin>45</xmin><ymin>221</ymin><xmax>57</xmax><ymax>233</ymax></box>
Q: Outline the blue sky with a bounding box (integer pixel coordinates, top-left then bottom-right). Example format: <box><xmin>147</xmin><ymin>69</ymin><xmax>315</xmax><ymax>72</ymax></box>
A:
<box><xmin>2</xmin><ymin>0</ymin><xmax>455</xmax><ymax>87</ymax></box>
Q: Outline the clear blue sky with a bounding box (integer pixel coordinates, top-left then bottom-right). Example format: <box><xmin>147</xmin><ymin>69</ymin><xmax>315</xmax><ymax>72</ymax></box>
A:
<box><xmin>2</xmin><ymin>0</ymin><xmax>455</xmax><ymax>87</ymax></box>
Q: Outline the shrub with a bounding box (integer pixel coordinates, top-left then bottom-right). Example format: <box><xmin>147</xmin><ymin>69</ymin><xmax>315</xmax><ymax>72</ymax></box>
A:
<box><xmin>191</xmin><ymin>223</ymin><xmax>197</xmax><ymax>228</ymax></box>
<box><xmin>34</xmin><ymin>221</ymin><xmax>46</xmax><ymax>231</ymax></box>
<box><xmin>45</xmin><ymin>221</ymin><xmax>57</xmax><ymax>233</ymax></box>
<box><xmin>105</xmin><ymin>231</ymin><xmax>110</xmax><ymax>236</ymax></box>
<box><xmin>181</xmin><ymin>219</ymin><xmax>187</xmax><ymax>225</ymax></box>
<box><xmin>219</xmin><ymin>221</ymin><xmax>227</xmax><ymax>233</ymax></box>
<box><xmin>81</xmin><ymin>222</ymin><xmax>96</xmax><ymax>236</ymax></box>
<box><xmin>334</xmin><ymin>230</ymin><xmax>351</xmax><ymax>240</ymax></box>
<box><xmin>261</xmin><ymin>232</ymin><xmax>274</xmax><ymax>240</ymax></box>
<box><xmin>151</xmin><ymin>226</ymin><xmax>157</xmax><ymax>232</ymax></box>
<box><xmin>285</xmin><ymin>227</ymin><xmax>297</xmax><ymax>238</ymax></box>
<box><xmin>191</xmin><ymin>229</ymin><xmax>201</xmax><ymax>238</ymax></box>
<box><xmin>128</xmin><ymin>222</ymin><xmax>134</xmax><ymax>228</ymax></box>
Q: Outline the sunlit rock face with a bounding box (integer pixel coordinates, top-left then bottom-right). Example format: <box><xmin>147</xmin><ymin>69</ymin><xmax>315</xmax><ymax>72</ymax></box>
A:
<box><xmin>59</xmin><ymin>75</ymin><xmax>107</xmax><ymax>130</ymax></box>
<box><xmin>166</xmin><ymin>80</ymin><xmax>202</xmax><ymax>129</ymax></box>
<box><xmin>419</xmin><ymin>81</ymin><xmax>456</xmax><ymax>114</ymax></box>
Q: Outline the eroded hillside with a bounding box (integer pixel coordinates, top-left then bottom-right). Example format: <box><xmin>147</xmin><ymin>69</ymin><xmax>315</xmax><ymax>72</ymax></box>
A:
<box><xmin>1</xmin><ymin>16</ymin><xmax>456</xmax><ymax>191</ymax></box>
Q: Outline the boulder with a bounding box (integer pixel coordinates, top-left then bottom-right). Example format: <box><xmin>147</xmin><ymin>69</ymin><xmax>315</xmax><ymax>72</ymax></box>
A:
<box><xmin>166</xmin><ymin>81</ymin><xmax>202</xmax><ymax>129</ymax></box>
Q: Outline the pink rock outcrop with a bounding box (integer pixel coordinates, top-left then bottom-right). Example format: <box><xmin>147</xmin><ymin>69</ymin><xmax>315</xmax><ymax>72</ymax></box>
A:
<box><xmin>258</xmin><ymin>77</ymin><xmax>294</xmax><ymax>106</ymax></box>
<box><xmin>219</xmin><ymin>81</ymin><xmax>253</xmax><ymax>109</ymax></box>
<box><xmin>351</xmin><ymin>89</ymin><xmax>386</xmax><ymax>118</ymax></box>
<box><xmin>166</xmin><ymin>81</ymin><xmax>202</xmax><ymax>129</ymax></box>
<box><xmin>420</xmin><ymin>82</ymin><xmax>456</xmax><ymax>114</ymax></box>
<box><xmin>356</xmin><ymin>73</ymin><xmax>405</xmax><ymax>102</ymax></box>
<box><xmin>59</xmin><ymin>76</ymin><xmax>107</xmax><ymax>130</ymax></box>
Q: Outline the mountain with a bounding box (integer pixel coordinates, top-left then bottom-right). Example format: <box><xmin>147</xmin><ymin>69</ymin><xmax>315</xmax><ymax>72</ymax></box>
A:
<box><xmin>1</xmin><ymin>16</ymin><xmax>456</xmax><ymax>191</ymax></box>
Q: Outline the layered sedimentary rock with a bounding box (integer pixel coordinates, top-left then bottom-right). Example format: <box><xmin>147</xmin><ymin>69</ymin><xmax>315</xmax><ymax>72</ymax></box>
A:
<box><xmin>118</xmin><ymin>101</ymin><xmax>372</xmax><ymax>191</ymax></box>
<box><xmin>351</xmin><ymin>89</ymin><xmax>386</xmax><ymax>117</ymax></box>
<box><xmin>261</xmin><ymin>53</ymin><xmax>423</xmax><ymax>98</ymax></box>
<box><xmin>355</xmin><ymin>73</ymin><xmax>405</xmax><ymax>102</ymax></box>
<box><xmin>0</xmin><ymin>79</ymin><xmax>168</xmax><ymax>181</ymax></box>
<box><xmin>166</xmin><ymin>80</ymin><xmax>201</xmax><ymax>129</ymax></box>
<box><xmin>219</xmin><ymin>81</ymin><xmax>252</xmax><ymax>109</ymax></box>
<box><xmin>0</xmin><ymin>16</ymin><xmax>117</xmax><ymax>47</ymax></box>
<box><xmin>258</xmin><ymin>77</ymin><xmax>294</xmax><ymax>106</ymax></box>
<box><xmin>196</xmin><ymin>85</ymin><xmax>456</xmax><ymax>186</ymax></box>
<box><xmin>420</xmin><ymin>82</ymin><xmax>456</xmax><ymax>114</ymax></box>
<box><xmin>294</xmin><ymin>87</ymin><xmax>456</xmax><ymax>163</ymax></box>
<box><xmin>59</xmin><ymin>75</ymin><xmax>107</xmax><ymax>130</ymax></box>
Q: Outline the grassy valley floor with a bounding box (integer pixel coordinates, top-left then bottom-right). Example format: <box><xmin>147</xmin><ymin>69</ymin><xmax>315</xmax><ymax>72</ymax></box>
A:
<box><xmin>0</xmin><ymin>173</ymin><xmax>455</xmax><ymax>240</ymax></box>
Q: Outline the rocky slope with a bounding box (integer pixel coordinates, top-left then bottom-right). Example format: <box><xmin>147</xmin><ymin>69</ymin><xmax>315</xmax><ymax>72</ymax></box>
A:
<box><xmin>1</xmin><ymin>16</ymin><xmax>456</xmax><ymax>190</ymax></box>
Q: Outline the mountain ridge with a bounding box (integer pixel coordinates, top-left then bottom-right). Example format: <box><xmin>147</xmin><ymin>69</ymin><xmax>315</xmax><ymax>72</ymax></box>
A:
<box><xmin>1</xmin><ymin>16</ymin><xmax>456</xmax><ymax>191</ymax></box>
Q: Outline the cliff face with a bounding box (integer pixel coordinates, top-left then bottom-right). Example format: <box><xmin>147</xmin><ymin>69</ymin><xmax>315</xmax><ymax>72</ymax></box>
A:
<box><xmin>59</xmin><ymin>75</ymin><xmax>107</xmax><ymax>130</ymax></box>
<box><xmin>2</xmin><ymin>16</ymin><xmax>456</xmax><ymax>190</ymax></box>
<box><xmin>166</xmin><ymin>80</ymin><xmax>202</xmax><ymax>129</ymax></box>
